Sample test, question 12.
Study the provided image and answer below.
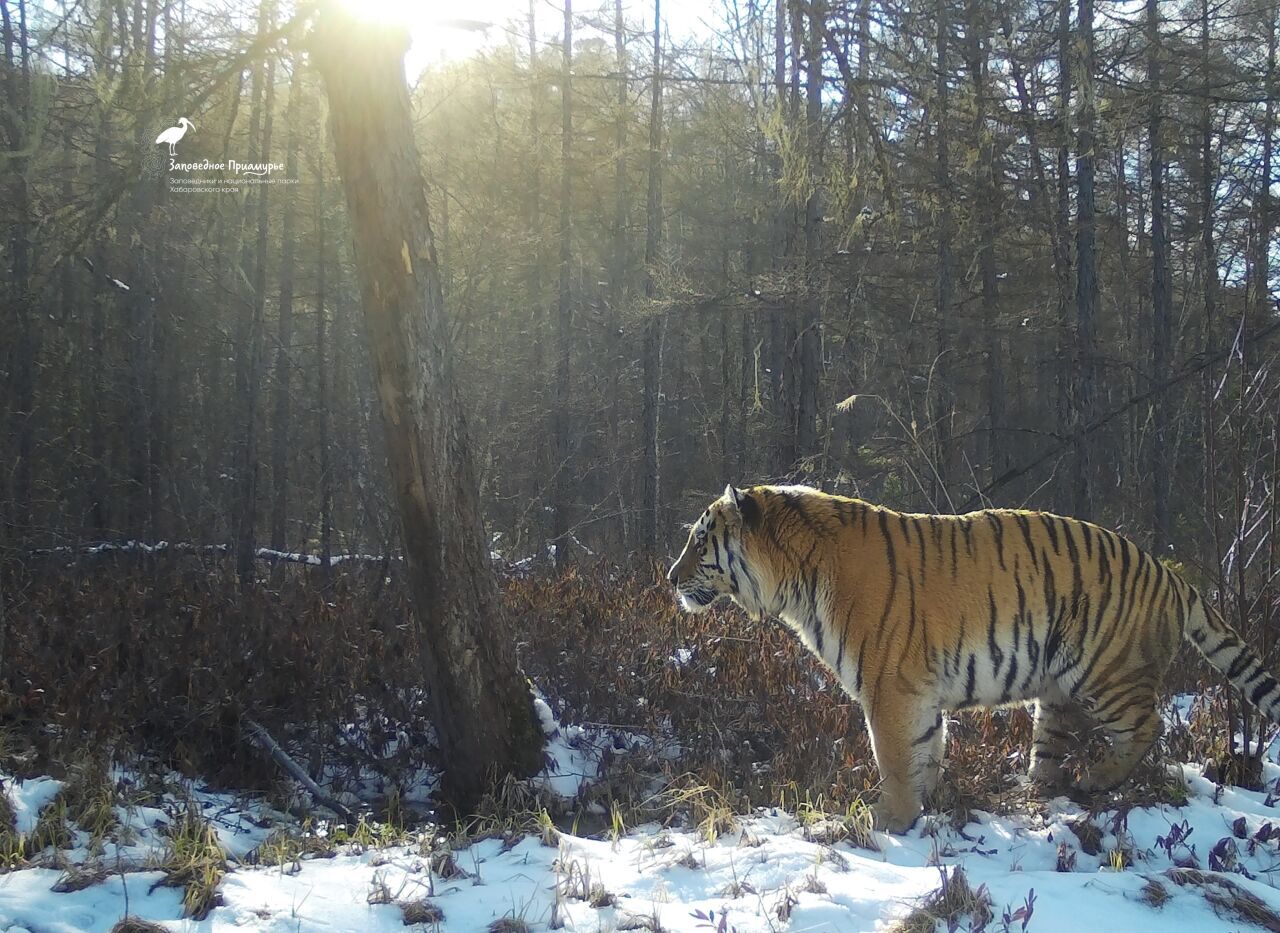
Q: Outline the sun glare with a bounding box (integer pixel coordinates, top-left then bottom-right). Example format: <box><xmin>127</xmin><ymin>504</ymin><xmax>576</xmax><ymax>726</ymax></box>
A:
<box><xmin>335</xmin><ymin>0</ymin><xmax>500</xmax><ymax>67</ymax></box>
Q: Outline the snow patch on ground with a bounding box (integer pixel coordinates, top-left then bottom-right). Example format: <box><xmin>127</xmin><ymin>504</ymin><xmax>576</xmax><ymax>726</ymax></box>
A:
<box><xmin>4</xmin><ymin>759</ymin><xmax>1280</xmax><ymax>930</ymax></box>
<box><xmin>4</xmin><ymin>697</ymin><xmax>1280</xmax><ymax>929</ymax></box>
<box><xmin>5</xmin><ymin>777</ymin><xmax>61</xmax><ymax>837</ymax></box>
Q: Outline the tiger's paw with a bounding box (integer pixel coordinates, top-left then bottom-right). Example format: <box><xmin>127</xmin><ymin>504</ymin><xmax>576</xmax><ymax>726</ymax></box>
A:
<box><xmin>871</xmin><ymin>801</ymin><xmax>921</xmax><ymax>835</ymax></box>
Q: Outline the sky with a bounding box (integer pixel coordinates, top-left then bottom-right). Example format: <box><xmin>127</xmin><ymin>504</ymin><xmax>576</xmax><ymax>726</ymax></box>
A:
<box><xmin>397</xmin><ymin>0</ymin><xmax>719</xmax><ymax>75</ymax></box>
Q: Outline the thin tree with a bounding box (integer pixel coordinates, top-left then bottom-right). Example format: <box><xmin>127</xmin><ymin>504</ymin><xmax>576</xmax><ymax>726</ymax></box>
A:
<box><xmin>796</xmin><ymin>0</ymin><xmax>823</xmax><ymax>460</ymax></box>
<box><xmin>640</xmin><ymin>0</ymin><xmax>665</xmax><ymax>552</ymax></box>
<box><xmin>1148</xmin><ymin>0</ymin><xmax>1171</xmax><ymax>549</ymax></box>
<box><xmin>550</xmin><ymin>0</ymin><xmax>573</xmax><ymax>555</ymax></box>
<box><xmin>1074</xmin><ymin>0</ymin><xmax>1098</xmax><ymax>519</ymax></box>
<box><xmin>271</xmin><ymin>56</ymin><xmax>304</xmax><ymax>550</ymax></box>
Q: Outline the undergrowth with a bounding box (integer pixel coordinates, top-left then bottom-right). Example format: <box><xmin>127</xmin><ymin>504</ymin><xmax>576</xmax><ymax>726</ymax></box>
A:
<box><xmin>0</xmin><ymin>555</ymin><xmax>1255</xmax><ymax>835</ymax></box>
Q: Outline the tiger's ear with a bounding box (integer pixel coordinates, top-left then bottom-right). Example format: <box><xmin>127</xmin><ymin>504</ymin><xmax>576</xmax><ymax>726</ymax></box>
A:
<box><xmin>723</xmin><ymin>484</ymin><xmax>760</xmax><ymax>528</ymax></box>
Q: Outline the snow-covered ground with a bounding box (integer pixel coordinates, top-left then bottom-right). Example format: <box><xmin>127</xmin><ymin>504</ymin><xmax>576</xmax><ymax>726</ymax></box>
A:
<box><xmin>5</xmin><ymin>701</ymin><xmax>1280</xmax><ymax>931</ymax></box>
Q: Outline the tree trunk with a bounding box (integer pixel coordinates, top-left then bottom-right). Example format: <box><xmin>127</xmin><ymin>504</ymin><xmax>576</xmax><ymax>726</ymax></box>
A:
<box><xmin>1148</xmin><ymin>0</ymin><xmax>1171</xmax><ymax>549</ymax></box>
<box><xmin>968</xmin><ymin>0</ymin><xmax>1005</xmax><ymax>482</ymax></box>
<box><xmin>526</xmin><ymin>0</ymin><xmax>547</xmax><ymax>552</ymax></box>
<box><xmin>609</xmin><ymin>0</ymin><xmax>629</xmax><ymax>551</ymax></box>
<box><xmin>1199</xmin><ymin>0</ymin><xmax>1218</xmax><ymax>536</ymax></box>
<box><xmin>315</xmin><ymin>156</ymin><xmax>333</xmax><ymax>588</ymax></box>
<box><xmin>640</xmin><ymin>0</ymin><xmax>665</xmax><ymax>553</ymax></box>
<box><xmin>271</xmin><ymin>57</ymin><xmax>304</xmax><ymax>550</ymax></box>
<box><xmin>1074</xmin><ymin>0</ymin><xmax>1098</xmax><ymax>519</ymax></box>
<box><xmin>313</xmin><ymin>9</ymin><xmax>542</xmax><ymax>810</ymax></box>
<box><xmin>932</xmin><ymin>0</ymin><xmax>955</xmax><ymax>506</ymax></box>
<box><xmin>234</xmin><ymin>1</ymin><xmax>275</xmax><ymax>582</ymax></box>
<box><xmin>1056</xmin><ymin>0</ymin><xmax>1074</xmax><ymax>511</ymax></box>
<box><xmin>550</xmin><ymin>0</ymin><xmax>573</xmax><ymax>556</ymax></box>
<box><xmin>769</xmin><ymin>0</ymin><xmax>788</xmax><ymax>473</ymax></box>
<box><xmin>1255</xmin><ymin>5</ymin><xmax>1276</xmax><ymax>320</ymax></box>
<box><xmin>796</xmin><ymin>0</ymin><xmax>823</xmax><ymax>461</ymax></box>
<box><xmin>2</xmin><ymin>0</ymin><xmax>33</xmax><ymax>543</ymax></box>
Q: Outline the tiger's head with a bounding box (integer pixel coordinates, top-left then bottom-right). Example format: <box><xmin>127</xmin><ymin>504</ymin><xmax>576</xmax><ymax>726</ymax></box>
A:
<box><xmin>667</xmin><ymin>484</ymin><xmax>764</xmax><ymax>615</ymax></box>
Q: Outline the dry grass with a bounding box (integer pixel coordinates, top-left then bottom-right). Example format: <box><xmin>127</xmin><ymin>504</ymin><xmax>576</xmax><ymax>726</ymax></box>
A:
<box><xmin>30</xmin><ymin>795</ymin><xmax>73</xmax><ymax>852</ymax></box>
<box><xmin>890</xmin><ymin>864</ymin><xmax>993</xmax><ymax>933</ymax></box>
<box><xmin>149</xmin><ymin>800</ymin><xmax>227</xmax><ymax>919</ymax></box>
<box><xmin>0</xmin><ymin>785</ymin><xmax>22</xmax><ymax>870</ymax></box>
<box><xmin>0</xmin><ymin>553</ymin><xmax>428</xmax><ymax>791</ymax></box>
<box><xmin>487</xmin><ymin>919</ymin><xmax>533</xmax><ymax>933</ymax></box>
<box><xmin>52</xmin><ymin>863</ymin><xmax>109</xmax><ymax>892</ymax></box>
<box><xmin>59</xmin><ymin>756</ymin><xmax>118</xmax><ymax>841</ymax></box>
<box><xmin>1162</xmin><ymin>867</ymin><xmax>1280</xmax><ymax>931</ymax></box>
<box><xmin>108</xmin><ymin>920</ymin><xmax>169</xmax><ymax>933</ymax></box>
<box><xmin>250</xmin><ymin>828</ymin><xmax>335</xmax><ymax>868</ymax></box>
<box><xmin>795</xmin><ymin>794</ymin><xmax>878</xmax><ymax>851</ymax></box>
<box><xmin>401</xmin><ymin>898</ymin><xmax>445</xmax><ymax>924</ymax></box>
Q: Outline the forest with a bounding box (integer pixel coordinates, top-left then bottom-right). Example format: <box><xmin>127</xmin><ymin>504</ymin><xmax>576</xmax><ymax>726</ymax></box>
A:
<box><xmin>1</xmin><ymin>0</ymin><xmax>1280</xmax><ymax>927</ymax></box>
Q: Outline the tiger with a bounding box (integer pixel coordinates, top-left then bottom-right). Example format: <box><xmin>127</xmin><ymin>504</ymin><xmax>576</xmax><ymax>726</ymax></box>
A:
<box><xmin>667</xmin><ymin>483</ymin><xmax>1280</xmax><ymax>833</ymax></box>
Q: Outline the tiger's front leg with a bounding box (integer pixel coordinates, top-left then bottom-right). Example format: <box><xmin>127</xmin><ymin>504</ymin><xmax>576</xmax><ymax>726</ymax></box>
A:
<box><xmin>865</xmin><ymin>695</ymin><xmax>941</xmax><ymax>833</ymax></box>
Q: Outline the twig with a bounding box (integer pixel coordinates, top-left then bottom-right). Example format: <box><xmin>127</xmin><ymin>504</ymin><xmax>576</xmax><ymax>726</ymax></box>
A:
<box><xmin>242</xmin><ymin>718</ymin><xmax>354</xmax><ymax>822</ymax></box>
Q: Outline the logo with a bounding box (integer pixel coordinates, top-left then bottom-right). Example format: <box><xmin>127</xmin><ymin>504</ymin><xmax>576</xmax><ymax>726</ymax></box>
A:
<box><xmin>155</xmin><ymin>116</ymin><xmax>194</xmax><ymax>155</ymax></box>
<box><xmin>153</xmin><ymin>113</ymin><xmax>295</xmax><ymax>195</ymax></box>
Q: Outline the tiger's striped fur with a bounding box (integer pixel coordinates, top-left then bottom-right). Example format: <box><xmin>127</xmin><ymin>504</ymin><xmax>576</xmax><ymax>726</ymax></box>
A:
<box><xmin>667</xmin><ymin>484</ymin><xmax>1280</xmax><ymax>833</ymax></box>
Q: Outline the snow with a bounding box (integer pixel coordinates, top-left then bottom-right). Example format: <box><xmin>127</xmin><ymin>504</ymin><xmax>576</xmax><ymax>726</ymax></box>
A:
<box><xmin>6</xmin><ymin>701</ymin><xmax>1280</xmax><ymax>930</ymax></box>
<box><xmin>532</xmin><ymin>692</ymin><xmax>674</xmax><ymax>800</ymax></box>
<box><xmin>5</xmin><ymin>778</ymin><xmax>61</xmax><ymax>836</ymax></box>
<box><xmin>0</xmin><ymin>765</ymin><xmax>1272</xmax><ymax>930</ymax></box>
<box><xmin>8</xmin><ymin>764</ymin><xmax>1280</xmax><ymax>931</ymax></box>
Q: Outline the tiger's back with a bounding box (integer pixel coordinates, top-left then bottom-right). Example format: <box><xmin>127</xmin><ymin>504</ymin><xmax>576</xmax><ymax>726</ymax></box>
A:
<box><xmin>845</xmin><ymin>504</ymin><xmax>1186</xmax><ymax>713</ymax></box>
<box><xmin>668</xmin><ymin>484</ymin><xmax>1280</xmax><ymax>833</ymax></box>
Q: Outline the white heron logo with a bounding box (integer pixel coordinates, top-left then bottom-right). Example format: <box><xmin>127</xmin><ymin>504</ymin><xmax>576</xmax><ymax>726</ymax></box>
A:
<box><xmin>155</xmin><ymin>117</ymin><xmax>194</xmax><ymax>156</ymax></box>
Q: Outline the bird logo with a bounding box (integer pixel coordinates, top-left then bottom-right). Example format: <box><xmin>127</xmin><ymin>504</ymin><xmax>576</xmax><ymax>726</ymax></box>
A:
<box><xmin>155</xmin><ymin>117</ymin><xmax>194</xmax><ymax>156</ymax></box>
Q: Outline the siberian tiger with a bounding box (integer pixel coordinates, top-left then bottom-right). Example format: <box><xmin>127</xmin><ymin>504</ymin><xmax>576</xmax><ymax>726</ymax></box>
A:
<box><xmin>667</xmin><ymin>483</ymin><xmax>1280</xmax><ymax>833</ymax></box>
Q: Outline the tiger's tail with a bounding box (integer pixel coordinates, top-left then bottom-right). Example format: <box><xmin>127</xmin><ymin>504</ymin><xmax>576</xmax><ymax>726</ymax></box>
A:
<box><xmin>1184</xmin><ymin>588</ymin><xmax>1280</xmax><ymax>724</ymax></box>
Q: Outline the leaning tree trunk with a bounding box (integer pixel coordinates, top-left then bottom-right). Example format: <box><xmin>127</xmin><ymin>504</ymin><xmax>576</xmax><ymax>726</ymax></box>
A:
<box><xmin>312</xmin><ymin>10</ymin><xmax>542</xmax><ymax>810</ymax></box>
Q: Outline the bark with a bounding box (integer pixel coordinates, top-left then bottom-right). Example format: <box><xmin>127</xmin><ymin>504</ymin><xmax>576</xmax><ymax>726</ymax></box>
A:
<box><xmin>312</xmin><ymin>9</ymin><xmax>542</xmax><ymax>809</ymax></box>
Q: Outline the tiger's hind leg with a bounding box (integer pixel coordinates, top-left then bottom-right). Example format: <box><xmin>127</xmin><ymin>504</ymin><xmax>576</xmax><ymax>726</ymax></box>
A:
<box><xmin>921</xmin><ymin>714</ymin><xmax>948</xmax><ymax>805</ymax></box>
<box><xmin>1028</xmin><ymin>690</ymin><xmax>1094</xmax><ymax>792</ymax></box>
<box><xmin>1076</xmin><ymin>683</ymin><xmax>1163</xmax><ymax>795</ymax></box>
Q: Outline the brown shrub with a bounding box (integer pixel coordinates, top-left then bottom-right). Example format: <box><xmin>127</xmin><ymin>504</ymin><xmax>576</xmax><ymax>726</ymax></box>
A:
<box><xmin>0</xmin><ymin>553</ymin><xmax>1066</xmax><ymax>818</ymax></box>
